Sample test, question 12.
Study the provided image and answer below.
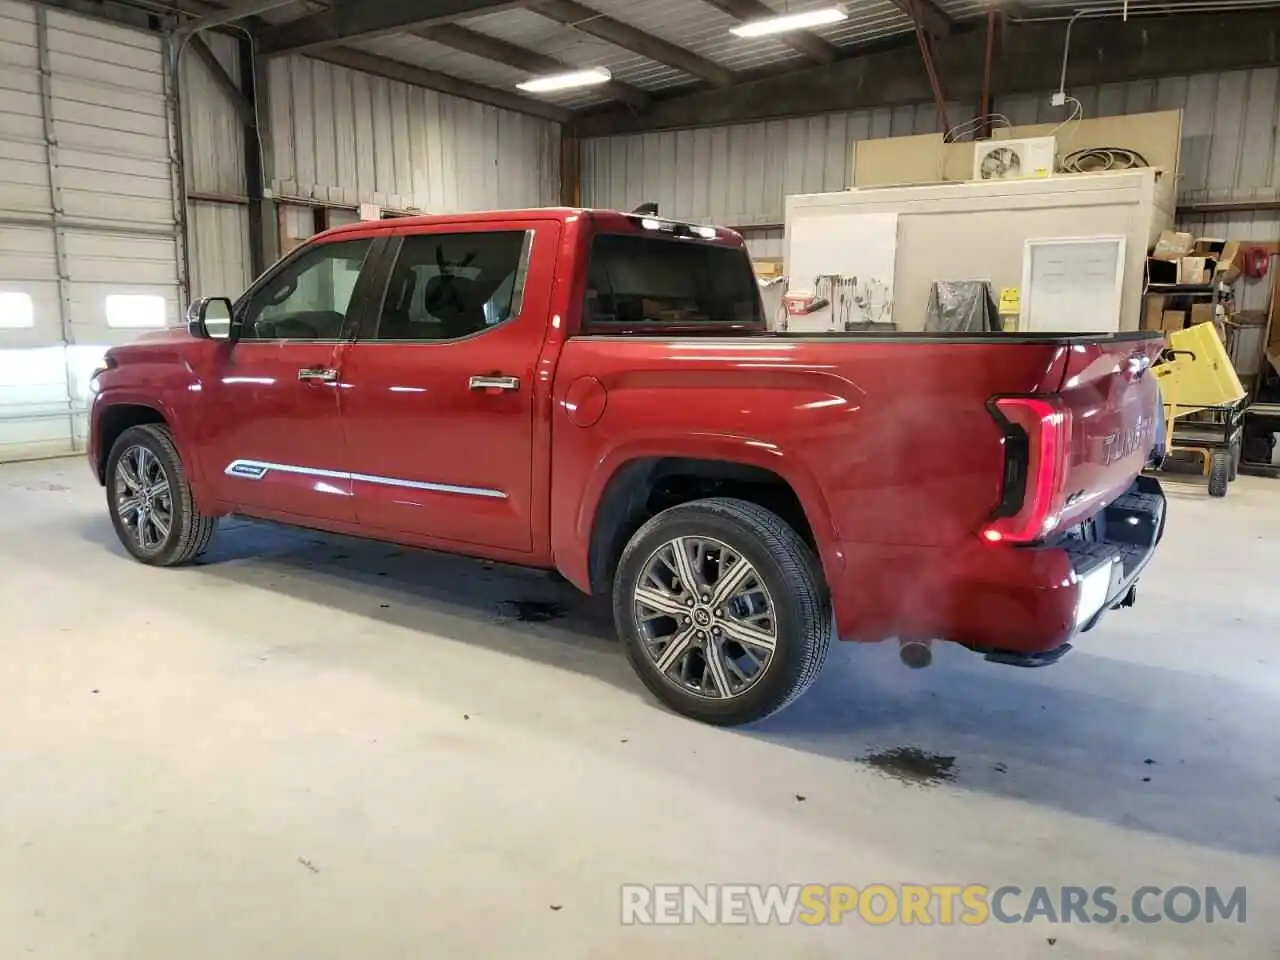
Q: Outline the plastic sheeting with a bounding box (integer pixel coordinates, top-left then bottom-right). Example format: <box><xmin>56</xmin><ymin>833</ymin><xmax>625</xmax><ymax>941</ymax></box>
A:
<box><xmin>925</xmin><ymin>280</ymin><xmax>1000</xmax><ymax>333</ymax></box>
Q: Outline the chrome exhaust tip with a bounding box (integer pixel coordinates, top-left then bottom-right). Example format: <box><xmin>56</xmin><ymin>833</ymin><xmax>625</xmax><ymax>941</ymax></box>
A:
<box><xmin>899</xmin><ymin>639</ymin><xmax>933</xmax><ymax>669</ymax></box>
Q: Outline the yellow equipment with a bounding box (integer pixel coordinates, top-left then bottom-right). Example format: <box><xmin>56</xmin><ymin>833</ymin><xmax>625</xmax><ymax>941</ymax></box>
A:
<box><xmin>1152</xmin><ymin>322</ymin><xmax>1247</xmax><ymax>497</ymax></box>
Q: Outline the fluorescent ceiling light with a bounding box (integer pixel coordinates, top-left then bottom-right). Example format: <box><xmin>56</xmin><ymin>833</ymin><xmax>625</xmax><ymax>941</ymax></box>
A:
<box><xmin>730</xmin><ymin>6</ymin><xmax>847</xmax><ymax>37</ymax></box>
<box><xmin>517</xmin><ymin>68</ymin><xmax>611</xmax><ymax>93</ymax></box>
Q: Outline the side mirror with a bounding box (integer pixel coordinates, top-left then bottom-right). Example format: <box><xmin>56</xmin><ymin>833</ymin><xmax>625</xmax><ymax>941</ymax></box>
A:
<box><xmin>187</xmin><ymin>296</ymin><xmax>235</xmax><ymax>341</ymax></box>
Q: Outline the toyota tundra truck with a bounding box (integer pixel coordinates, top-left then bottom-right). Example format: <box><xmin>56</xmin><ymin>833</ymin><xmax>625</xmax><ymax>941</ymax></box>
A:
<box><xmin>88</xmin><ymin>207</ymin><xmax>1166</xmax><ymax>725</ymax></box>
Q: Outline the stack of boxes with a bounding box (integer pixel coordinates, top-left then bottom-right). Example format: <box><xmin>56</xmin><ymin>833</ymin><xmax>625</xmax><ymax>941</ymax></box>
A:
<box><xmin>1142</xmin><ymin>231</ymin><xmax>1277</xmax><ymax>396</ymax></box>
<box><xmin>1142</xmin><ymin>231</ymin><xmax>1243</xmax><ymax>339</ymax></box>
<box><xmin>1146</xmin><ymin>231</ymin><xmax>1242</xmax><ymax>287</ymax></box>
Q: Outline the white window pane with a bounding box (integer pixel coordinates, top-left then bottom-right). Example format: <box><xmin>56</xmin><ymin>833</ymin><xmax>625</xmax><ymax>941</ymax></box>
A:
<box><xmin>106</xmin><ymin>294</ymin><xmax>167</xmax><ymax>329</ymax></box>
<box><xmin>0</xmin><ymin>292</ymin><xmax>34</xmax><ymax>329</ymax></box>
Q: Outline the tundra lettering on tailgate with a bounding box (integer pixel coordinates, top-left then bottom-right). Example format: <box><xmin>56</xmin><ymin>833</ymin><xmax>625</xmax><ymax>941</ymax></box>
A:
<box><xmin>1101</xmin><ymin>415</ymin><xmax>1154</xmax><ymax>466</ymax></box>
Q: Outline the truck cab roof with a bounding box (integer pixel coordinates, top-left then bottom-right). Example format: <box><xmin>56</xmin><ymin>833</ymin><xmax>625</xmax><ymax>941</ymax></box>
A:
<box><xmin>315</xmin><ymin>207</ymin><xmax>747</xmax><ymax>248</ymax></box>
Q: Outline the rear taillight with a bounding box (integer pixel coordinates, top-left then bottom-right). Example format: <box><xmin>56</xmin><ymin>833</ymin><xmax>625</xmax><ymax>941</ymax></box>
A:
<box><xmin>981</xmin><ymin>397</ymin><xmax>1072</xmax><ymax>544</ymax></box>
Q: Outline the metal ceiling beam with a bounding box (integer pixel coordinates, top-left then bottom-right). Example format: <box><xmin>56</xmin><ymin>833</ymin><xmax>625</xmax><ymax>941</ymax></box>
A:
<box><xmin>67</xmin><ymin>0</ymin><xmax>574</xmax><ymax>122</ymax></box>
<box><xmin>416</xmin><ymin>22</ymin><xmax>651</xmax><ymax>109</ymax></box>
<box><xmin>187</xmin><ymin>33</ymin><xmax>256</xmax><ymax>125</ymax></box>
<box><xmin>892</xmin><ymin>0</ymin><xmax>951</xmax><ymax>38</ymax></box>
<box><xmin>529</xmin><ymin>0</ymin><xmax>738</xmax><ymax>88</ymax></box>
<box><xmin>256</xmin><ymin>0</ymin><xmax>530</xmax><ymax>56</ymax></box>
<box><xmin>697</xmin><ymin>0</ymin><xmax>840</xmax><ymax>65</ymax></box>
<box><xmin>311</xmin><ymin>46</ymin><xmax>573</xmax><ymax>122</ymax></box>
<box><xmin>570</xmin><ymin>9</ymin><xmax>1280</xmax><ymax>136</ymax></box>
<box><xmin>177</xmin><ymin>0</ymin><xmax>301</xmax><ymax>33</ymax></box>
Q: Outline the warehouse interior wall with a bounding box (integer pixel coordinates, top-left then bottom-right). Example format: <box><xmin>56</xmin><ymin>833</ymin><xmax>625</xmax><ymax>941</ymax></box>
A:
<box><xmin>265</xmin><ymin>55</ymin><xmax>560</xmax><ymax>217</ymax></box>
<box><xmin>580</xmin><ymin>68</ymin><xmax>1280</xmax><ymax>287</ymax></box>
<box><xmin>181</xmin><ymin>30</ymin><xmax>252</xmax><ymax>300</ymax></box>
<box><xmin>182</xmin><ymin>49</ymin><xmax>561</xmax><ymax>302</ymax></box>
<box><xmin>0</xmin><ymin>0</ymin><xmax>564</xmax><ymax>464</ymax></box>
<box><xmin>0</xmin><ymin>0</ymin><xmax>183</xmax><ymax>462</ymax></box>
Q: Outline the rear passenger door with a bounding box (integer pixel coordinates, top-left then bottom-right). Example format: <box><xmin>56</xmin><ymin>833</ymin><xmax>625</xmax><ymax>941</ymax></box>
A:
<box><xmin>338</xmin><ymin>221</ymin><xmax>560</xmax><ymax>555</ymax></box>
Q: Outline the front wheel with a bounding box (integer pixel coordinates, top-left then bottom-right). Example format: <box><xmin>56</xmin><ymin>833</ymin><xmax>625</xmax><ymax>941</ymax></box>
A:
<box><xmin>106</xmin><ymin>424</ymin><xmax>217</xmax><ymax>566</ymax></box>
<box><xmin>612</xmin><ymin>498</ymin><xmax>831</xmax><ymax>726</ymax></box>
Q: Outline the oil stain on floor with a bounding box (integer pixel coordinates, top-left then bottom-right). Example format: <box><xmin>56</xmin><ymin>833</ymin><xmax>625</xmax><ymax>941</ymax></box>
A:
<box><xmin>498</xmin><ymin>600</ymin><xmax>567</xmax><ymax>623</ymax></box>
<box><xmin>860</xmin><ymin>746</ymin><xmax>957</xmax><ymax>786</ymax></box>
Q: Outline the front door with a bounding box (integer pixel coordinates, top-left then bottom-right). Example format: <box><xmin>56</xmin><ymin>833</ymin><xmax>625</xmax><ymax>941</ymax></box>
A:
<box><xmin>203</xmin><ymin>237</ymin><xmax>377</xmax><ymax>524</ymax></box>
<box><xmin>338</xmin><ymin>222</ymin><xmax>557</xmax><ymax>554</ymax></box>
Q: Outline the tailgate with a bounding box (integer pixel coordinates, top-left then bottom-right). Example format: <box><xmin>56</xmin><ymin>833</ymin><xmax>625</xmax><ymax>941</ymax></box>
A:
<box><xmin>1055</xmin><ymin>335</ymin><xmax>1164</xmax><ymax>531</ymax></box>
<box><xmin>983</xmin><ymin>333</ymin><xmax>1164</xmax><ymax>545</ymax></box>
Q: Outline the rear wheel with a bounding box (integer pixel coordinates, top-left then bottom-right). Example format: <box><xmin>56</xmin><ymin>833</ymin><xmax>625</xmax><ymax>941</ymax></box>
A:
<box><xmin>1208</xmin><ymin>449</ymin><xmax>1230</xmax><ymax>498</ymax></box>
<box><xmin>106</xmin><ymin>424</ymin><xmax>216</xmax><ymax>565</ymax></box>
<box><xmin>612</xmin><ymin>498</ymin><xmax>830</xmax><ymax>726</ymax></box>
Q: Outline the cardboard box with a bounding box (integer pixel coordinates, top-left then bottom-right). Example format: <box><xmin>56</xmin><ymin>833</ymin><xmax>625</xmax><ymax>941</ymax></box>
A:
<box><xmin>1147</xmin><ymin>257</ymin><xmax>1178</xmax><ymax>286</ymax></box>
<box><xmin>1153</xmin><ymin>230</ymin><xmax>1194</xmax><ymax>261</ymax></box>
<box><xmin>1189</xmin><ymin>302</ymin><xmax>1217</xmax><ymax>327</ymax></box>
<box><xmin>1192</xmin><ymin>238</ymin><xmax>1242</xmax><ymax>284</ymax></box>
<box><xmin>1161</xmin><ymin>309</ymin><xmax>1187</xmax><ymax>334</ymax></box>
<box><xmin>1178</xmin><ymin>256</ymin><xmax>1212</xmax><ymax>284</ymax></box>
<box><xmin>1142</xmin><ymin>294</ymin><xmax>1167</xmax><ymax>331</ymax></box>
<box><xmin>1218</xmin><ymin>242</ymin><xmax>1242</xmax><ymax>284</ymax></box>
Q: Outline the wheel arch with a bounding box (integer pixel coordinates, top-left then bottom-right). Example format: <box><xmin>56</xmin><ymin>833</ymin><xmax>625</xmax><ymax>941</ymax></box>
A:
<box><xmin>95</xmin><ymin>403</ymin><xmax>169</xmax><ymax>483</ymax></box>
<box><xmin>581</xmin><ymin>450</ymin><xmax>835</xmax><ymax>596</ymax></box>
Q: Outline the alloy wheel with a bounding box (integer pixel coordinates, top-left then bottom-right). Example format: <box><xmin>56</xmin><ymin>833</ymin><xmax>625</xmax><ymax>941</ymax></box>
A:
<box><xmin>633</xmin><ymin>536</ymin><xmax>778</xmax><ymax>700</ymax></box>
<box><xmin>114</xmin><ymin>445</ymin><xmax>174</xmax><ymax>553</ymax></box>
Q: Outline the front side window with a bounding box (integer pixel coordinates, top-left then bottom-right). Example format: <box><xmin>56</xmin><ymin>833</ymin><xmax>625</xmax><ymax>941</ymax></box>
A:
<box><xmin>239</xmin><ymin>239</ymin><xmax>372</xmax><ymax>341</ymax></box>
<box><xmin>585</xmin><ymin>233</ymin><xmax>763</xmax><ymax>329</ymax></box>
<box><xmin>374</xmin><ymin>230</ymin><xmax>530</xmax><ymax>342</ymax></box>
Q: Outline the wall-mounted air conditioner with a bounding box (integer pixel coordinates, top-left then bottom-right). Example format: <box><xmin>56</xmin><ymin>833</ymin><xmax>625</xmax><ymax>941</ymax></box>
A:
<box><xmin>972</xmin><ymin>137</ymin><xmax>1057</xmax><ymax>182</ymax></box>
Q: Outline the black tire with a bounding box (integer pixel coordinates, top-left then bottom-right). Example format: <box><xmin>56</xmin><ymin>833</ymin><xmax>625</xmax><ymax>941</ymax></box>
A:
<box><xmin>106</xmin><ymin>423</ymin><xmax>217</xmax><ymax>566</ymax></box>
<box><xmin>612</xmin><ymin>497</ymin><xmax>831</xmax><ymax>726</ymax></box>
<box><xmin>1208</xmin><ymin>449</ymin><xmax>1230</xmax><ymax>498</ymax></box>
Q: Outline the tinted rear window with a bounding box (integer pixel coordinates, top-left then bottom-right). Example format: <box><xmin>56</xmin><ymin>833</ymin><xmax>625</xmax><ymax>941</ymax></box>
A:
<box><xmin>584</xmin><ymin>233</ymin><xmax>763</xmax><ymax>328</ymax></box>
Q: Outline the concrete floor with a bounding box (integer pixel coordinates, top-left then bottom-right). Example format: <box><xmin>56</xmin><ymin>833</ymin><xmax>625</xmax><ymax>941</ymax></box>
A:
<box><xmin>1</xmin><ymin>457</ymin><xmax>1278</xmax><ymax>959</ymax></box>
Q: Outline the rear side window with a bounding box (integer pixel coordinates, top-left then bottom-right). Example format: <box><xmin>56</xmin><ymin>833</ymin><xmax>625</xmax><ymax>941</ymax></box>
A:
<box><xmin>584</xmin><ymin>233</ymin><xmax>763</xmax><ymax>330</ymax></box>
<box><xmin>371</xmin><ymin>230</ymin><xmax>531</xmax><ymax>342</ymax></box>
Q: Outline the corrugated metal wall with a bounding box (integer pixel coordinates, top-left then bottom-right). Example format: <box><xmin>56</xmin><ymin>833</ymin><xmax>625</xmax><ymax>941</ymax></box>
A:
<box><xmin>581</xmin><ymin>101</ymin><xmax>964</xmax><ymax>230</ymax></box>
<box><xmin>180</xmin><ymin>30</ymin><xmax>251</xmax><ymax>298</ymax></box>
<box><xmin>997</xmin><ymin>72</ymin><xmax>1280</xmax><ymax>315</ymax></box>
<box><xmin>266</xmin><ymin>55</ymin><xmax>560</xmax><ymax>213</ymax></box>
<box><xmin>581</xmin><ymin>68</ymin><xmax>1280</xmax><ymax>237</ymax></box>
<box><xmin>994</xmin><ymin>72</ymin><xmax>1280</xmax><ymax>207</ymax></box>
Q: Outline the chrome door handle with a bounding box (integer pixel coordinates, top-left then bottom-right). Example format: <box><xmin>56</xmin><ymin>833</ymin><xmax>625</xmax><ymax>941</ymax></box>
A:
<box><xmin>298</xmin><ymin>368</ymin><xmax>339</xmax><ymax>383</ymax></box>
<box><xmin>469</xmin><ymin>375</ymin><xmax>520</xmax><ymax>391</ymax></box>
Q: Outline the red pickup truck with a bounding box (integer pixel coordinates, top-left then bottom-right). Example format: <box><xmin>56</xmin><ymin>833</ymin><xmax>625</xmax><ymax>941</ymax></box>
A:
<box><xmin>88</xmin><ymin>208</ymin><xmax>1166</xmax><ymax>725</ymax></box>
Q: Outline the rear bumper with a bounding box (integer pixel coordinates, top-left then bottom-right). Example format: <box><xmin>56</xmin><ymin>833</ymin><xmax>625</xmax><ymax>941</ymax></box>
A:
<box><xmin>831</xmin><ymin>476</ymin><xmax>1166</xmax><ymax>657</ymax></box>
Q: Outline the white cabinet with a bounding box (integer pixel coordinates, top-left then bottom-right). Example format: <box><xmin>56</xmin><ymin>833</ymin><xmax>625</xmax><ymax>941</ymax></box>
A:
<box><xmin>784</xmin><ymin>169</ymin><xmax>1174</xmax><ymax>333</ymax></box>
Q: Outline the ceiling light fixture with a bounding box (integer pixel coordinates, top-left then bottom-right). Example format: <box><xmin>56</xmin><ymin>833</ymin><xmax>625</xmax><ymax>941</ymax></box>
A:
<box><xmin>729</xmin><ymin>6</ymin><xmax>848</xmax><ymax>37</ymax></box>
<box><xmin>516</xmin><ymin>67</ymin><xmax>612</xmax><ymax>93</ymax></box>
